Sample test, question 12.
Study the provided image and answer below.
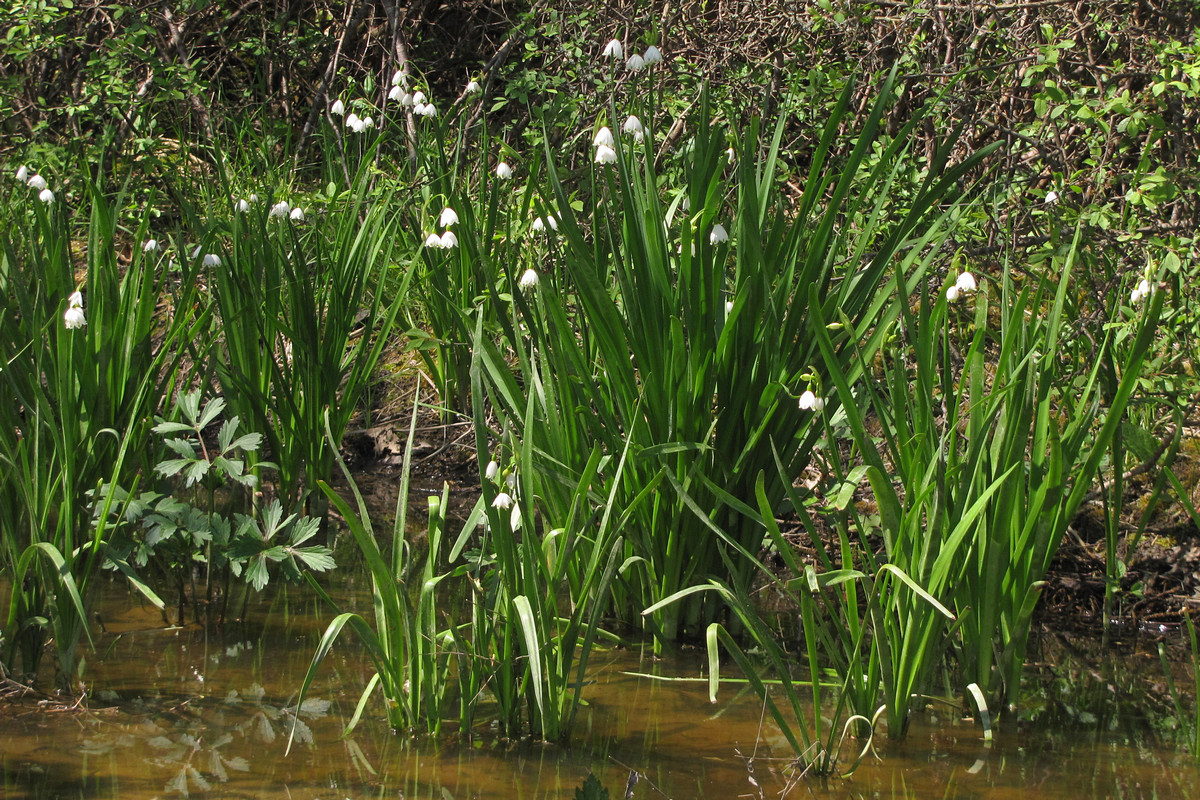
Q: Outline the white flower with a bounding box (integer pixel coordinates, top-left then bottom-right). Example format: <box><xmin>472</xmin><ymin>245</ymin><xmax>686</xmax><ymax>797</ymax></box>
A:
<box><xmin>289</xmin><ymin>207</ymin><xmax>305</xmax><ymax>221</ymax></box>
<box><xmin>68</xmin><ymin>290</ymin><xmax>84</xmax><ymax>308</ymax></box>
<box><xmin>63</xmin><ymin>304</ymin><xmax>86</xmax><ymax>330</ymax></box>
<box><xmin>466</xmin><ymin>80</ymin><xmax>482</xmax><ymax>95</ymax></box>
<box><xmin>249</xmin><ymin>193</ymin><xmax>259</xmax><ymax>203</ymax></box>
<box><xmin>955</xmin><ymin>271</ymin><xmax>977</xmax><ymax>293</ymax></box>
<box><xmin>1131</xmin><ymin>278</ymin><xmax>1152</xmax><ymax>305</ymax></box>
<box><xmin>593</xmin><ymin>126</ymin><xmax>614</xmax><ymax>148</ymax></box>
<box><xmin>15</xmin><ymin>165</ymin><xmax>28</xmax><ymax>182</ymax></box>
<box><xmin>269</xmin><ymin>200</ymin><xmax>291</xmax><ymax>219</ymax></box>
<box><xmin>440</xmin><ymin>207</ymin><xmax>459</xmax><ymax>227</ymax></box>
<box><xmin>496</xmin><ymin>161</ymin><xmax>513</xmax><ymax>179</ymax></box>
<box><xmin>1045</xmin><ymin>190</ymin><xmax>1059</xmax><ymax>205</ymax></box>
<box><xmin>510</xmin><ymin>504</ymin><xmax>522</xmax><ymax>529</ymax></box>
<box><xmin>709</xmin><ymin>223</ymin><xmax>729</xmax><ymax>244</ymax></box>
<box><xmin>492</xmin><ymin>492</ymin><xmax>513</xmax><ymax>509</ymax></box>
<box><xmin>416</xmin><ymin>103</ymin><xmax>438</xmax><ymax>118</ymax></box>
<box><xmin>413</xmin><ymin>102</ymin><xmax>427</xmax><ymax>116</ymax></box>
<box><xmin>485</xmin><ymin>460</ymin><xmax>500</xmax><ymax>481</ymax></box>
<box><xmin>946</xmin><ymin>284</ymin><xmax>961</xmax><ymax>302</ymax></box>
<box><xmin>330</xmin><ymin>99</ymin><xmax>345</xmax><ymax>115</ymax></box>
<box><xmin>346</xmin><ymin>112</ymin><xmax>362</xmax><ymax>130</ymax></box>
<box><xmin>623</xmin><ymin>115</ymin><xmax>643</xmax><ymax>136</ymax></box>
<box><xmin>626</xmin><ymin>54</ymin><xmax>645</xmax><ymax>72</ymax></box>
<box><xmin>505</xmin><ymin>472</ymin><xmax>517</xmax><ymax>489</ymax></box>
<box><xmin>595</xmin><ymin>144</ymin><xmax>617</xmax><ymax>164</ymax></box>
<box><xmin>361</xmin><ymin>116</ymin><xmax>374</xmax><ymax>129</ymax></box>
<box><xmin>28</xmin><ymin>174</ymin><xmax>47</xmax><ymax>191</ymax></box>
<box><xmin>235</xmin><ymin>198</ymin><xmax>250</xmax><ymax>213</ymax></box>
<box><xmin>643</xmin><ymin>45</ymin><xmax>663</xmax><ymax>65</ymax></box>
<box><xmin>532</xmin><ymin>215</ymin><xmax>558</xmax><ymax>233</ymax></box>
<box><xmin>203</xmin><ymin>253</ymin><xmax>221</xmax><ymax>267</ymax></box>
<box><xmin>726</xmin><ymin>147</ymin><xmax>735</xmax><ymax>162</ymax></box>
<box><xmin>799</xmin><ymin>390</ymin><xmax>824</xmax><ymax>412</ymax></box>
<box><xmin>725</xmin><ymin>300</ymin><xmax>734</xmax><ymax>314</ymax></box>
<box><xmin>413</xmin><ymin>91</ymin><xmax>427</xmax><ymax>106</ymax></box>
<box><xmin>388</xmin><ymin>85</ymin><xmax>404</xmax><ymax>102</ymax></box>
<box><xmin>545</xmin><ymin>214</ymin><xmax>558</xmax><ymax>230</ymax></box>
<box><xmin>425</xmin><ymin>233</ymin><xmax>442</xmax><ymax>248</ymax></box>
<box><xmin>39</xmin><ymin>188</ymin><xmax>54</xmax><ymax>204</ymax></box>
<box><xmin>602</xmin><ymin>39</ymin><xmax>623</xmax><ymax>59</ymax></box>
<box><xmin>392</xmin><ymin>70</ymin><xmax>406</xmax><ymax>86</ymax></box>
<box><xmin>519</xmin><ymin>268</ymin><xmax>539</xmax><ymax>289</ymax></box>
<box><xmin>143</xmin><ymin>239</ymin><xmax>160</xmax><ymax>253</ymax></box>
<box><xmin>439</xmin><ymin>230</ymin><xmax>458</xmax><ymax>249</ymax></box>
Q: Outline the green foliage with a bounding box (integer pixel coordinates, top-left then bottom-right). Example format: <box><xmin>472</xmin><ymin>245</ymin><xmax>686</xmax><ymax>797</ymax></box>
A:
<box><xmin>104</xmin><ymin>390</ymin><xmax>333</xmax><ymax>624</ymax></box>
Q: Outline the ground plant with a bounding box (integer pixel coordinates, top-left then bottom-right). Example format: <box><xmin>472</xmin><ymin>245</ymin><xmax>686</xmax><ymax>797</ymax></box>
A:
<box><xmin>0</xmin><ymin>2</ymin><xmax>1197</xmax><ymax>788</ymax></box>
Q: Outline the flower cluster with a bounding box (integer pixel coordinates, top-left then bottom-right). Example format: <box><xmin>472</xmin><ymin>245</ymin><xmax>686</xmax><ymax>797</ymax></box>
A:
<box><xmin>1130</xmin><ymin>276</ymin><xmax>1153</xmax><ymax>305</ymax></box>
<box><xmin>15</xmin><ymin>165</ymin><xmax>54</xmax><ymax>203</ymax></box>
<box><xmin>945</xmin><ymin>271</ymin><xmax>978</xmax><ymax>302</ymax></box>
<box><xmin>425</xmin><ymin>207</ymin><xmax>459</xmax><ymax>249</ymax></box>
<box><xmin>601</xmin><ymin>39</ymin><xmax>663</xmax><ymax>72</ymax></box>
<box><xmin>63</xmin><ymin>290</ymin><xmax>86</xmax><ymax>330</ymax></box>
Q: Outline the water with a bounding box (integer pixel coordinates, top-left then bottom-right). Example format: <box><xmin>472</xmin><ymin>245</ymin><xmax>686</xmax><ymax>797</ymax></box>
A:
<box><xmin>3</xmin><ymin>569</ymin><xmax>1199</xmax><ymax>798</ymax></box>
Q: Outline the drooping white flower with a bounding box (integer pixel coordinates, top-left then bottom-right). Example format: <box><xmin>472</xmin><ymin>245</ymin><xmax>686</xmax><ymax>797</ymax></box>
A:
<box><xmin>492</xmin><ymin>492</ymin><xmax>513</xmax><ymax>509</ymax></box>
<box><xmin>440</xmin><ymin>207</ymin><xmax>459</xmax><ymax>227</ymax></box>
<box><xmin>39</xmin><ymin>188</ymin><xmax>54</xmax><ymax>204</ymax></box>
<box><xmin>593</xmin><ymin>126</ymin><xmax>614</xmax><ymax>148</ymax></box>
<box><xmin>726</xmin><ymin>147</ymin><xmax>736</xmax><ymax>162</ymax></box>
<box><xmin>330</xmin><ymin>99</ymin><xmax>345</xmax><ymax>115</ymax></box>
<box><xmin>602</xmin><ymin>39</ymin><xmax>623</xmax><ymax>59</ymax></box>
<box><xmin>425</xmin><ymin>233</ymin><xmax>442</xmax><ymax>248</ymax></box>
<box><xmin>203</xmin><ymin>253</ymin><xmax>222</xmax><ymax>267</ymax></box>
<box><xmin>249</xmin><ymin>193</ymin><xmax>259</xmax><ymax>203</ymax></box>
<box><xmin>413</xmin><ymin>91</ymin><xmax>427</xmax><ymax>106</ymax></box>
<box><xmin>595</xmin><ymin>144</ymin><xmax>617</xmax><ymax>164</ymax></box>
<box><xmin>709</xmin><ymin>223</ymin><xmax>729</xmax><ymax>244</ymax></box>
<box><xmin>143</xmin><ymin>239</ymin><xmax>160</xmax><ymax>253</ymax></box>
<box><xmin>1131</xmin><ymin>278</ymin><xmax>1152</xmax><ymax>305</ymax></box>
<box><xmin>439</xmin><ymin>230</ymin><xmax>459</xmax><ymax>249</ymax></box>
<box><xmin>532</xmin><ymin>215</ymin><xmax>558</xmax><ymax>233</ymax></box>
<box><xmin>623</xmin><ymin>115</ymin><xmax>644</xmax><ymax>136</ymax></box>
<box><xmin>485</xmin><ymin>460</ymin><xmax>500</xmax><ymax>481</ymax></box>
<box><xmin>399</xmin><ymin>91</ymin><xmax>413</xmax><ymax>107</ymax></box>
<box><xmin>946</xmin><ymin>284</ymin><xmax>961</xmax><ymax>302</ymax></box>
<box><xmin>626</xmin><ymin>54</ymin><xmax>645</xmax><ymax>72</ymax></box>
<box><xmin>415</xmin><ymin>103</ymin><xmax>438</xmax><ymax>118</ymax></box>
<box><xmin>361</xmin><ymin>116</ymin><xmax>374</xmax><ymax>129</ymax></box>
<box><xmin>495</xmin><ymin>161</ymin><xmax>513</xmax><ymax>179</ymax></box>
<box><xmin>392</xmin><ymin>69</ymin><xmax>406</xmax><ymax>86</ymax></box>
<box><xmin>643</xmin><ymin>45</ymin><xmax>663</xmax><ymax>65</ymax></box>
<box><xmin>1045</xmin><ymin>190</ymin><xmax>1059</xmax><ymax>205</ymax></box>
<box><xmin>345</xmin><ymin>112</ymin><xmax>362</xmax><ymax>130</ymax></box>
<box><xmin>519</xmin><ymin>268</ymin><xmax>539</xmax><ymax>289</ymax></box>
<box><xmin>269</xmin><ymin>200</ymin><xmax>291</xmax><ymax>219</ymax></box>
<box><xmin>798</xmin><ymin>390</ymin><xmax>824</xmax><ymax>412</ymax></box>
<box><xmin>725</xmin><ymin>300</ymin><xmax>734</xmax><ymax>315</ymax></box>
<box><xmin>68</xmin><ymin>290</ymin><xmax>83</xmax><ymax>308</ymax></box>
<box><xmin>545</xmin><ymin>214</ymin><xmax>558</xmax><ymax>230</ymax></box>
<box><xmin>15</xmin><ymin>165</ymin><xmax>28</xmax><ymax>182</ymax></box>
<box><xmin>28</xmin><ymin>174</ymin><xmax>47</xmax><ymax>191</ymax></box>
<box><xmin>955</xmin><ymin>271</ymin><xmax>977</xmax><ymax>293</ymax></box>
<box><xmin>465</xmin><ymin>80</ymin><xmax>482</xmax><ymax>95</ymax></box>
<box><xmin>63</xmin><ymin>304</ymin><xmax>86</xmax><ymax>330</ymax></box>
<box><xmin>388</xmin><ymin>85</ymin><xmax>404</xmax><ymax>102</ymax></box>
<box><xmin>235</xmin><ymin>198</ymin><xmax>251</xmax><ymax>213</ymax></box>
<box><xmin>505</xmin><ymin>472</ymin><xmax>518</xmax><ymax>490</ymax></box>
<box><xmin>289</xmin><ymin>207</ymin><xmax>305</xmax><ymax>221</ymax></box>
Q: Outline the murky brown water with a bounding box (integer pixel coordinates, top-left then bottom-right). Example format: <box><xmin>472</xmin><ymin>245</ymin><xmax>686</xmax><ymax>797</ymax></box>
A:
<box><xmin>3</xmin><ymin>564</ymin><xmax>1199</xmax><ymax>799</ymax></box>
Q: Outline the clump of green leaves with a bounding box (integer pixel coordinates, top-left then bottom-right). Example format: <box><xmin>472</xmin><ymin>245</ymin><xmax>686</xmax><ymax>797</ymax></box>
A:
<box><xmin>106</xmin><ymin>390</ymin><xmax>334</xmax><ymax>624</ymax></box>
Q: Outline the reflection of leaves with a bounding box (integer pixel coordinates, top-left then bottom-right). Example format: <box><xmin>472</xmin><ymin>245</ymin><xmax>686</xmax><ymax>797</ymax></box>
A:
<box><xmin>79</xmin><ymin>684</ymin><xmax>331</xmax><ymax>795</ymax></box>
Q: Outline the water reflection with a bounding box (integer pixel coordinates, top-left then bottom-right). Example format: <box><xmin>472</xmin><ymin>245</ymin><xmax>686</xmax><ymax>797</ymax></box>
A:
<box><xmin>3</xmin><ymin>573</ymin><xmax>1199</xmax><ymax>799</ymax></box>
